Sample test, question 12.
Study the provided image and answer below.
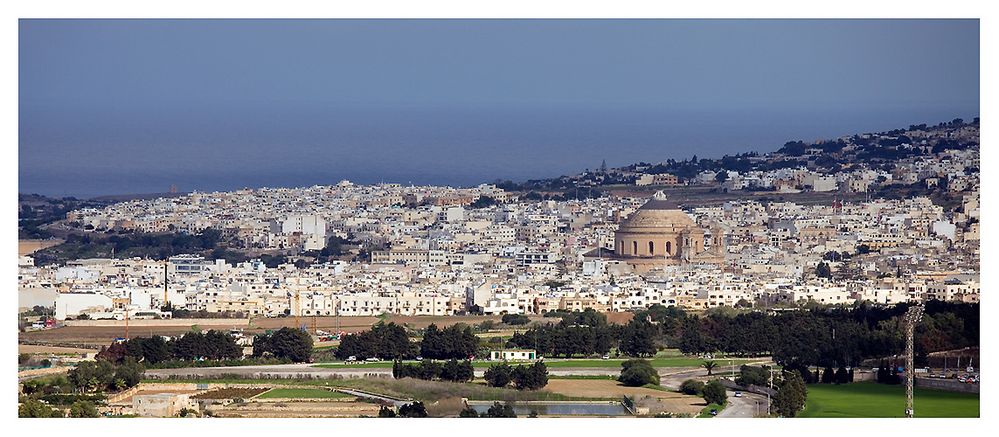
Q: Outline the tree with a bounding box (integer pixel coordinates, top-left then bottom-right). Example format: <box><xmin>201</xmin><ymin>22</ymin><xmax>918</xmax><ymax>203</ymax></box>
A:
<box><xmin>835</xmin><ymin>367</ymin><xmax>850</xmax><ymax>384</ymax></box>
<box><xmin>815</xmin><ymin>262</ymin><xmax>832</xmax><ymax>279</ymax></box>
<box><xmin>420</xmin><ymin>324</ymin><xmax>478</xmax><ymax>360</ymax></box>
<box><xmin>679</xmin><ymin>379</ymin><xmax>705</xmax><ymax>396</ymax></box>
<box><xmin>336</xmin><ymin>322</ymin><xmax>416</xmax><ymax>361</ymax></box>
<box><xmin>618</xmin><ymin>359</ymin><xmax>660</xmax><ymax>387</ymax></box>
<box><xmin>440</xmin><ymin>359</ymin><xmax>474</xmax><ymax>383</ymax></box>
<box><xmin>619</xmin><ymin>320</ymin><xmax>657</xmax><ymax>357</ymax></box>
<box><xmin>113</xmin><ymin>357</ymin><xmax>144</xmax><ymax>390</ymax></box>
<box><xmin>483</xmin><ymin>401</ymin><xmax>517</xmax><ymax>418</ymax></box>
<box><xmin>18</xmin><ymin>399</ymin><xmax>62</xmax><ymax>417</ymax></box>
<box><xmin>69</xmin><ymin>400</ymin><xmax>100</xmax><ymax>418</ymax></box>
<box><xmin>773</xmin><ymin>371</ymin><xmax>807</xmax><ymax>417</ymax></box>
<box><xmin>702</xmin><ymin>380</ymin><xmax>728</xmax><ymax>406</ymax></box>
<box><xmin>484</xmin><ymin>363</ymin><xmax>513</xmax><ymax>388</ymax></box>
<box><xmin>458</xmin><ymin>407</ymin><xmax>480</xmax><ymax>417</ymax></box>
<box><xmin>512</xmin><ymin>362</ymin><xmax>548</xmax><ymax>390</ymax></box>
<box><xmin>261</xmin><ymin>327</ymin><xmax>314</xmax><ymax>362</ymax></box>
<box><xmin>398</xmin><ymin>401</ymin><xmax>428</xmax><ymax>418</ymax></box>
<box><xmin>735</xmin><ymin>365</ymin><xmax>770</xmax><ymax>387</ymax></box>
<box><xmin>821</xmin><ymin>366</ymin><xmax>835</xmax><ymax>384</ymax></box>
<box><xmin>702</xmin><ymin>360</ymin><xmax>718</xmax><ymax>376</ymax></box>
<box><xmin>378</xmin><ymin>405</ymin><xmax>397</xmax><ymax>417</ymax></box>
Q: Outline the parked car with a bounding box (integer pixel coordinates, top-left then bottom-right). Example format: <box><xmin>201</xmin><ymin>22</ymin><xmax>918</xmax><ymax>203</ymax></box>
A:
<box><xmin>601</xmin><ymin>354</ymin><xmax>610</xmax><ymax>360</ymax></box>
<box><xmin>365</xmin><ymin>357</ymin><xmax>381</xmax><ymax>362</ymax></box>
<box><xmin>734</xmin><ymin>391</ymin><xmax>742</xmax><ymax>397</ymax></box>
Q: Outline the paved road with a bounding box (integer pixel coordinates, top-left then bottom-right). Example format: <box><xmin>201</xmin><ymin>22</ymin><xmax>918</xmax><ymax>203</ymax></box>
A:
<box><xmin>145</xmin><ymin>363</ymin><xmax>714</xmax><ymax>379</ymax></box>
<box><xmin>717</xmin><ymin>391</ymin><xmax>768</xmax><ymax>418</ymax></box>
<box><xmin>145</xmin><ymin>361</ymin><xmax>770</xmax><ymax>381</ymax></box>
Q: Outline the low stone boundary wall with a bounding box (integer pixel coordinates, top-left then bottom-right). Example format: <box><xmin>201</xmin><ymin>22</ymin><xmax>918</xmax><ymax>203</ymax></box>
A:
<box><xmin>64</xmin><ymin>318</ymin><xmax>250</xmax><ymax>327</ymax></box>
<box><xmin>915</xmin><ymin>377</ymin><xmax>980</xmax><ymax>394</ymax></box>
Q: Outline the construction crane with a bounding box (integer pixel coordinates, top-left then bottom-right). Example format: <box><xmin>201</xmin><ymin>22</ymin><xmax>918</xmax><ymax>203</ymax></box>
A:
<box><xmin>903</xmin><ymin>304</ymin><xmax>924</xmax><ymax>418</ymax></box>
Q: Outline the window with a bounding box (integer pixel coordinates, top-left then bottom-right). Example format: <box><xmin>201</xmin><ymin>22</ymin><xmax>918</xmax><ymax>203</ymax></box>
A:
<box><xmin>666</xmin><ymin>241</ymin><xmax>672</xmax><ymax>254</ymax></box>
<box><xmin>649</xmin><ymin>241</ymin><xmax>655</xmax><ymax>255</ymax></box>
<box><xmin>632</xmin><ymin>241</ymin><xmax>637</xmax><ymax>254</ymax></box>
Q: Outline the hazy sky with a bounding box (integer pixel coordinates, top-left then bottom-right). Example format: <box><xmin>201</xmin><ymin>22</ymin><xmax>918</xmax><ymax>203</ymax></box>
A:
<box><xmin>19</xmin><ymin>19</ymin><xmax>979</xmax><ymax>197</ymax></box>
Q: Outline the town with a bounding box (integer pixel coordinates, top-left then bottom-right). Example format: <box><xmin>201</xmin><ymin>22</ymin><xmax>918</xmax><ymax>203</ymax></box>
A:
<box><xmin>17</xmin><ymin>119</ymin><xmax>981</xmax><ymax>419</ymax></box>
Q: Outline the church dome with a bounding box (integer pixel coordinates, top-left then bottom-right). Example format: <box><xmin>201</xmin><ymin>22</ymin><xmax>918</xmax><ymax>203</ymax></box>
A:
<box><xmin>618</xmin><ymin>191</ymin><xmax>695</xmax><ymax>234</ymax></box>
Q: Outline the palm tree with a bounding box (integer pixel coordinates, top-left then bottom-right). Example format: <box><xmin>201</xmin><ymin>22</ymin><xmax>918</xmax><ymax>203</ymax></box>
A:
<box><xmin>702</xmin><ymin>360</ymin><xmax>718</xmax><ymax>376</ymax></box>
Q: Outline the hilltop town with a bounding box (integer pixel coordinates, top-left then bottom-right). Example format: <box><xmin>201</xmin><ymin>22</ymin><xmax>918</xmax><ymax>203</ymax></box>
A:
<box><xmin>17</xmin><ymin>118</ymin><xmax>980</xmax><ymax>419</ymax></box>
<box><xmin>18</xmin><ymin>118</ymin><xmax>980</xmax><ymax>320</ymax></box>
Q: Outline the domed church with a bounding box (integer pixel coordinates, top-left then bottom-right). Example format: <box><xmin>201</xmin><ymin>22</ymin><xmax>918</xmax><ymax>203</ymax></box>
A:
<box><xmin>588</xmin><ymin>191</ymin><xmax>725</xmax><ymax>273</ymax></box>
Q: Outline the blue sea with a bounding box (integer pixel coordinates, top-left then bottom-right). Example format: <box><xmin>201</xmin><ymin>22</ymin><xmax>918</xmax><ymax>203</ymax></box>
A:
<box><xmin>18</xmin><ymin>106</ymin><xmax>978</xmax><ymax>198</ymax></box>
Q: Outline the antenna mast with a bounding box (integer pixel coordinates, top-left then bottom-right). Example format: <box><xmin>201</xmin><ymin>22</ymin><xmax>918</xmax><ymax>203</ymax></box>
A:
<box><xmin>903</xmin><ymin>304</ymin><xmax>924</xmax><ymax>418</ymax></box>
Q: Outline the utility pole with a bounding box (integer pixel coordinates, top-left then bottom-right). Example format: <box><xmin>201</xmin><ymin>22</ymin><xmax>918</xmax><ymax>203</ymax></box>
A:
<box><xmin>163</xmin><ymin>261</ymin><xmax>169</xmax><ymax>308</ymax></box>
<box><xmin>295</xmin><ymin>290</ymin><xmax>301</xmax><ymax>331</ymax></box>
<box><xmin>903</xmin><ymin>304</ymin><xmax>924</xmax><ymax>418</ymax></box>
<box><xmin>767</xmin><ymin>366</ymin><xmax>774</xmax><ymax>416</ymax></box>
<box><xmin>335</xmin><ymin>299</ymin><xmax>341</xmax><ymax>335</ymax></box>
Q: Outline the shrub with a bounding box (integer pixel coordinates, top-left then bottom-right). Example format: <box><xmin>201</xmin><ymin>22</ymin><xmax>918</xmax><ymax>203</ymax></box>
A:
<box><xmin>19</xmin><ymin>399</ymin><xmax>63</xmax><ymax>417</ymax></box>
<box><xmin>483</xmin><ymin>401</ymin><xmax>517</xmax><ymax>417</ymax></box>
<box><xmin>702</xmin><ymin>380</ymin><xmax>727</xmax><ymax>406</ymax></box>
<box><xmin>501</xmin><ymin>314</ymin><xmax>530</xmax><ymax>325</ymax></box>
<box><xmin>378</xmin><ymin>405</ymin><xmax>396</xmax><ymax>417</ymax></box>
<box><xmin>679</xmin><ymin>379</ymin><xmax>705</xmax><ymax>396</ymax></box>
<box><xmin>484</xmin><ymin>363</ymin><xmax>513</xmax><ymax>388</ymax></box>
<box><xmin>618</xmin><ymin>359</ymin><xmax>660</xmax><ymax>387</ymax></box>
<box><xmin>398</xmin><ymin>401</ymin><xmax>428</xmax><ymax>417</ymax></box>
<box><xmin>68</xmin><ymin>401</ymin><xmax>100</xmax><ymax>418</ymax></box>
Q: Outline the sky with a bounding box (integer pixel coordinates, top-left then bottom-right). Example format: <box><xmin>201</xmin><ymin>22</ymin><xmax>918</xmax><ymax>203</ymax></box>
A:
<box><xmin>19</xmin><ymin>19</ymin><xmax>979</xmax><ymax>197</ymax></box>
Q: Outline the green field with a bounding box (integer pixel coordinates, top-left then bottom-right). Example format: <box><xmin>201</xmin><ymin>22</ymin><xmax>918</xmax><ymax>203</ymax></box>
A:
<box><xmin>800</xmin><ymin>382</ymin><xmax>979</xmax><ymax>418</ymax></box>
<box><xmin>314</xmin><ymin>357</ymin><xmax>758</xmax><ymax>370</ymax></box>
<box><xmin>256</xmin><ymin>388</ymin><xmax>351</xmax><ymax>399</ymax></box>
<box><xmin>698</xmin><ymin>402</ymin><xmax>726</xmax><ymax>418</ymax></box>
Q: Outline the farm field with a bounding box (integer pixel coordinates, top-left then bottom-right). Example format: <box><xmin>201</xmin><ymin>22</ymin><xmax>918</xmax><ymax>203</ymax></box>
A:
<box><xmin>799</xmin><ymin>382</ymin><xmax>980</xmax><ymax>418</ymax></box>
<box><xmin>257</xmin><ymin>388</ymin><xmax>351</xmax><ymax>399</ymax></box>
<box><xmin>544</xmin><ymin>379</ymin><xmax>703</xmax><ymax>415</ymax></box>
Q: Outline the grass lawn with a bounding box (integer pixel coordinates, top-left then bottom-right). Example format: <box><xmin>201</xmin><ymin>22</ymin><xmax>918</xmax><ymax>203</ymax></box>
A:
<box><xmin>257</xmin><ymin>388</ymin><xmax>351</xmax><ymax>399</ymax></box>
<box><xmin>799</xmin><ymin>382</ymin><xmax>979</xmax><ymax>418</ymax></box>
<box><xmin>313</xmin><ymin>357</ymin><xmax>759</xmax><ymax>370</ymax></box>
<box><xmin>698</xmin><ymin>402</ymin><xmax>725</xmax><ymax>418</ymax></box>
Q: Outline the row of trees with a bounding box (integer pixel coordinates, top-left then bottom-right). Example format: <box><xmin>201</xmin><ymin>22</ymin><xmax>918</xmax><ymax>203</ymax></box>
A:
<box><xmin>96</xmin><ymin>330</ymin><xmax>242</xmax><ymax>364</ymax></box>
<box><xmin>482</xmin><ymin>362</ymin><xmax>549</xmax><ymax>390</ymax></box>
<box><xmin>334</xmin><ymin>321</ymin><xmax>489</xmax><ymax>361</ymax></box>
<box><xmin>508</xmin><ymin>302</ymin><xmax>977</xmax><ymax>370</ymax></box>
<box><xmin>420</xmin><ymin>324</ymin><xmax>478</xmax><ymax>360</ymax></box>
<box><xmin>334</xmin><ymin>322</ymin><xmax>417</xmax><ymax>360</ymax></box>
<box><xmin>392</xmin><ymin>359</ymin><xmax>475</xmax><ymax>383</ymax></box>
<box><xmin>252</xmin><ymin>327</ymin><xmax>314</xmax><ymax>362</ymax></box>
<box><xmin>67</xmin><ymin>358</ymin><xmax>144</xmax><ymax>393</ymax></box>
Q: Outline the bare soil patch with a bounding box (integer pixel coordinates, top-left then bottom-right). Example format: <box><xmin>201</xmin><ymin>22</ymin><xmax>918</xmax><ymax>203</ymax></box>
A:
<box><xmin>544</xmin><ymin>379</ymin><xmax>703</xmax><ymax>415</ymax></box>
